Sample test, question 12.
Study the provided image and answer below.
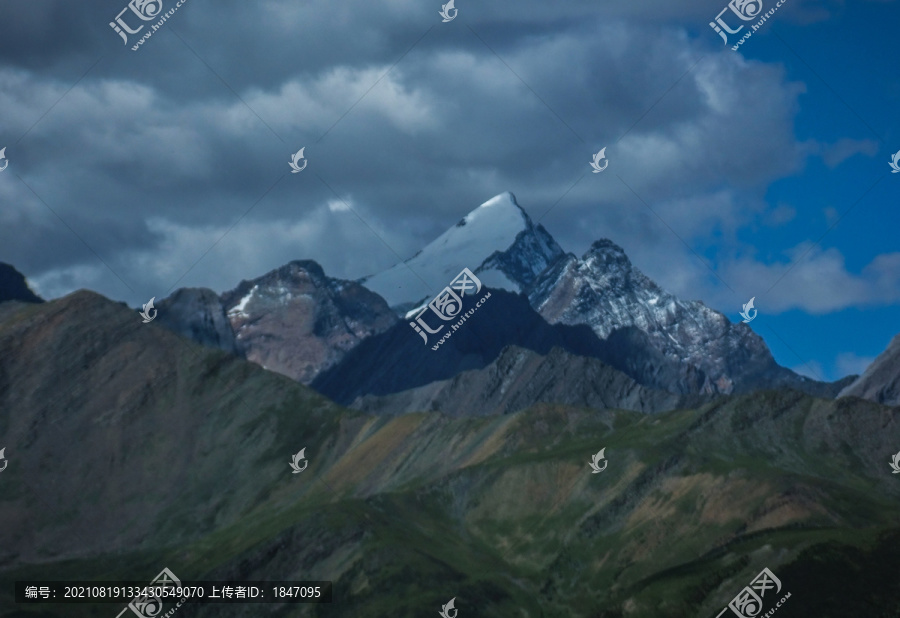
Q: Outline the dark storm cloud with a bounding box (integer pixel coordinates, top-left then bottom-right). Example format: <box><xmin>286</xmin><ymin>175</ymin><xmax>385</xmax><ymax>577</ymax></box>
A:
<box><xmin>0</xmin><ymin>0</ymin><xmax>895</xmax><ymax>319</ymax></box>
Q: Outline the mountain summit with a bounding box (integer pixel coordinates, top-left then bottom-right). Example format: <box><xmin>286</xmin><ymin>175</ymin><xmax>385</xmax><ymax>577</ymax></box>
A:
<box><xmin>528</xmin><ymin>240</ymin><xmax>841</xmax><ymax>395</ymax></box>
<box><xmin>362</xmin><ymin>192</ymin><xmax>564</xmax><ymax>311</ymax></box>
<box><xmin>220</xmin><ymin>260</ymin><xmax>396</xmax><ymax>383</ymax></box>
<box><xmin>0</xmin><ymin>263</ymin><xmax>43</xmax><ymax>304</ymax></box>
<box><xmin>361</xmin><ymin>193</ymin><xmax>845</xmax><ymax>397</ymax></box>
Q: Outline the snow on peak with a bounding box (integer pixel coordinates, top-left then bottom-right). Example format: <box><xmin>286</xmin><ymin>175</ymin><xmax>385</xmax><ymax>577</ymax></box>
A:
<box><xmin>228</xmin><ymin>284</ymin><xmax>259</xmax><ymax>319</ymax></box>
<box><xmin>362</xmin><ymin>192</ymin><xmax>539</xmax><ymax>310</ymax></box>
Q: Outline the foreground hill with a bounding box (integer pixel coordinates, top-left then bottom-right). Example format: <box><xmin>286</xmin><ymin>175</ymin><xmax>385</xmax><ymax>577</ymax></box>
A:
<box><xmin>1</xmin><ymin>292</ymin><xmax>899</xmax><ymax>617</ymax></box>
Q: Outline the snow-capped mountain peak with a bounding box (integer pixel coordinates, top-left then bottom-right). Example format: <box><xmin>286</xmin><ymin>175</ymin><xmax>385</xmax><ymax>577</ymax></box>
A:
<box><xmin>362</xmin><ymin>192</ymin><xmax>564</xmax><ymax>311</ymax></box>
<box><xmin>527</xmin><ymin>240</ymin><xmax>839</xmax><ymax>395</ymax></box>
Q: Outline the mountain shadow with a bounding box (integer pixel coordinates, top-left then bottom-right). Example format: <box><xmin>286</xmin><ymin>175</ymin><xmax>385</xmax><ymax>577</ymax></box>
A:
<box><xmin>312</xmin><ymin>288</ymin><xmax>714</xmax><ymax>407</ymax></box>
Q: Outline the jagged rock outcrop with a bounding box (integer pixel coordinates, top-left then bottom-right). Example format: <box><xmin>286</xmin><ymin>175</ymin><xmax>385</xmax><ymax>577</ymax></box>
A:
<box><xmin>528</xmin><ymin>240</ymin><xmax>842</xmax><ymax>397</ymax></box>
<box><xmin>221</xmin><ymin>260</ymin><xmax>397</xmax><ymax>384</ymax></box>
<box><xmin>156</xmin><ymin>287</ymin><xmax>241</xmax><ymax>355</ymax></box>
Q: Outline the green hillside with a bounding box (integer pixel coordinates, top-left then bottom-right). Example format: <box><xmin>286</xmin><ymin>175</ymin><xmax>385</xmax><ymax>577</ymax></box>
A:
<box><xmin>1</xmin><ymin>294</ymin><xmax>899</xmax><ymax>617</ymax></box>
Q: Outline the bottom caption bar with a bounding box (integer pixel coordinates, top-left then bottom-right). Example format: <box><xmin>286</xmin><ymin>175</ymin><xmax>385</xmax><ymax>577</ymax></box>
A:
<box><xmin>15</xmin><ymin>581</ymin><xmax>332</xmax><ymax>604</ymax></box>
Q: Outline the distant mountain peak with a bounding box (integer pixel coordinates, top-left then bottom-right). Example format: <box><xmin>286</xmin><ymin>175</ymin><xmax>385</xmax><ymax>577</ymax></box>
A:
<box><xmin>456</xmin><ymin>192</ymin><xmax>524</xmax><ymax>227</ymax></box>
<box><xmin>838</xmin><ymin>333</ymin><xmax>900</xmax><ymax>406</ymax></box>
<box><xmin>585</xmin><ymin>239</ymin><xmax>630</xmax><ymax>263</ymax></box>
<box><xmin>284</xmin><ymin>259</ymin><xmax>326</xmax><ymax>276</ymax></box>
<box><xmin>0</xmin><ymin>263</ymin><xmax>44</xmax><ymax>304</ymax></box>
<box><xmin>529</xmin><ymin>237</ymin><xmax>841</xmax><ymax>397</ymax></box>
<box><xmin>362</xmin><ymin>192</ymin><xmax>564</xmax><ymax>311</ymax></box>
<box><xmin>218</xmin><ymin>260</ymin><xmax>397</xmax><ymax>384</ymax></box>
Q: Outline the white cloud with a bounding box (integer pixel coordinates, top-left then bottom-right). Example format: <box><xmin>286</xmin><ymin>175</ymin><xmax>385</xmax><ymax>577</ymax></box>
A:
<box><xmin>834</xmin><ymin>352</ymin><xmax>875</xmax><ymax>378</ymax></box>
<box><xmin>717</xmin><ymin>246</ymin><xmax>900</xmax><ymax>314</ymax></box>
<box><xmin>819</xmin><ymin>137</ymin><xmax>879</xmax><ymax>168</ymax></box>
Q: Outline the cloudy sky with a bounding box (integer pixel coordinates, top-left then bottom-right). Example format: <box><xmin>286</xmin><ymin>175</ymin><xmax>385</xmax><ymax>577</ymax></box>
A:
<box><xmin>1</xmin><ymin>0</ymin><xmax>898</xmax><ymax>381</ymax></box>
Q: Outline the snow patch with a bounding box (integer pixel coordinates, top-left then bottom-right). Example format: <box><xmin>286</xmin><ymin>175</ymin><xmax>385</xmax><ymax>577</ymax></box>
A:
<box><xmin>228</xmin><ymin>284</ymin><xmax>259</xmax><ymax>318</ymax></box>
<box><xmin>363</xmin><ymin>192</ymin><xmax>530</xmax><ymax>308</ymax></box>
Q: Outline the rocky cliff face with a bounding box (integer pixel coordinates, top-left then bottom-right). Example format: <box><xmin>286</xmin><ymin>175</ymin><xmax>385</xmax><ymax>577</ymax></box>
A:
<box><xmin>838</xmin><ymin>333</ymin><xmax>900</xmax><ymax>406</ymax></box>
<box><xmin>528</xmin><ymin>240</ymin><xmax>840</xmax><ymax>397</ymax></box>
<box><xmin>156</xmin><ymin>287</ymin><xmax>241</xmax><ymax>355</ymax></box>
<box><xmin>220</xmin><ymin>260</ymin><xmax>397</xmax><ymax>384</ymax></box>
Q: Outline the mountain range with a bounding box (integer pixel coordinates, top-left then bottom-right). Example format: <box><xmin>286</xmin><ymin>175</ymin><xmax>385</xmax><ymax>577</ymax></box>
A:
<box><xmin>0</xmin><ymin>289</ymin><xmax>898</xmax><ymax>617</ymax></box>
<box><xmin>156</xmin><ymin>259</ymin><xmax>397</xmax><ymax>384</ymax></box>
<box><xmin>142</xmin><ymin>192</ymin><xmax>854</xmax><ymax>416</ymax></box>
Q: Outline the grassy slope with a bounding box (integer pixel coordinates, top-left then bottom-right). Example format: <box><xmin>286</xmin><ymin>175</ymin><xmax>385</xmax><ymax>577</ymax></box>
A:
<box><xmin>2</xmin><ymin>295</ymin><xmax>899</xmax><ymax>617</ymax></box>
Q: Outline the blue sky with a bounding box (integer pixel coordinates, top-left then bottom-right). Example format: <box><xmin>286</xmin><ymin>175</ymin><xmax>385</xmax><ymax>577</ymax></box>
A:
<box><xmin>711</xmin><ymin>0</ymin><xmax>900</xmax><ymax>380</ymax></box>
<box><xmin>0</xmin><ymin>0</ymin><xmax>898</xmax><ymax>382</ymax></box>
